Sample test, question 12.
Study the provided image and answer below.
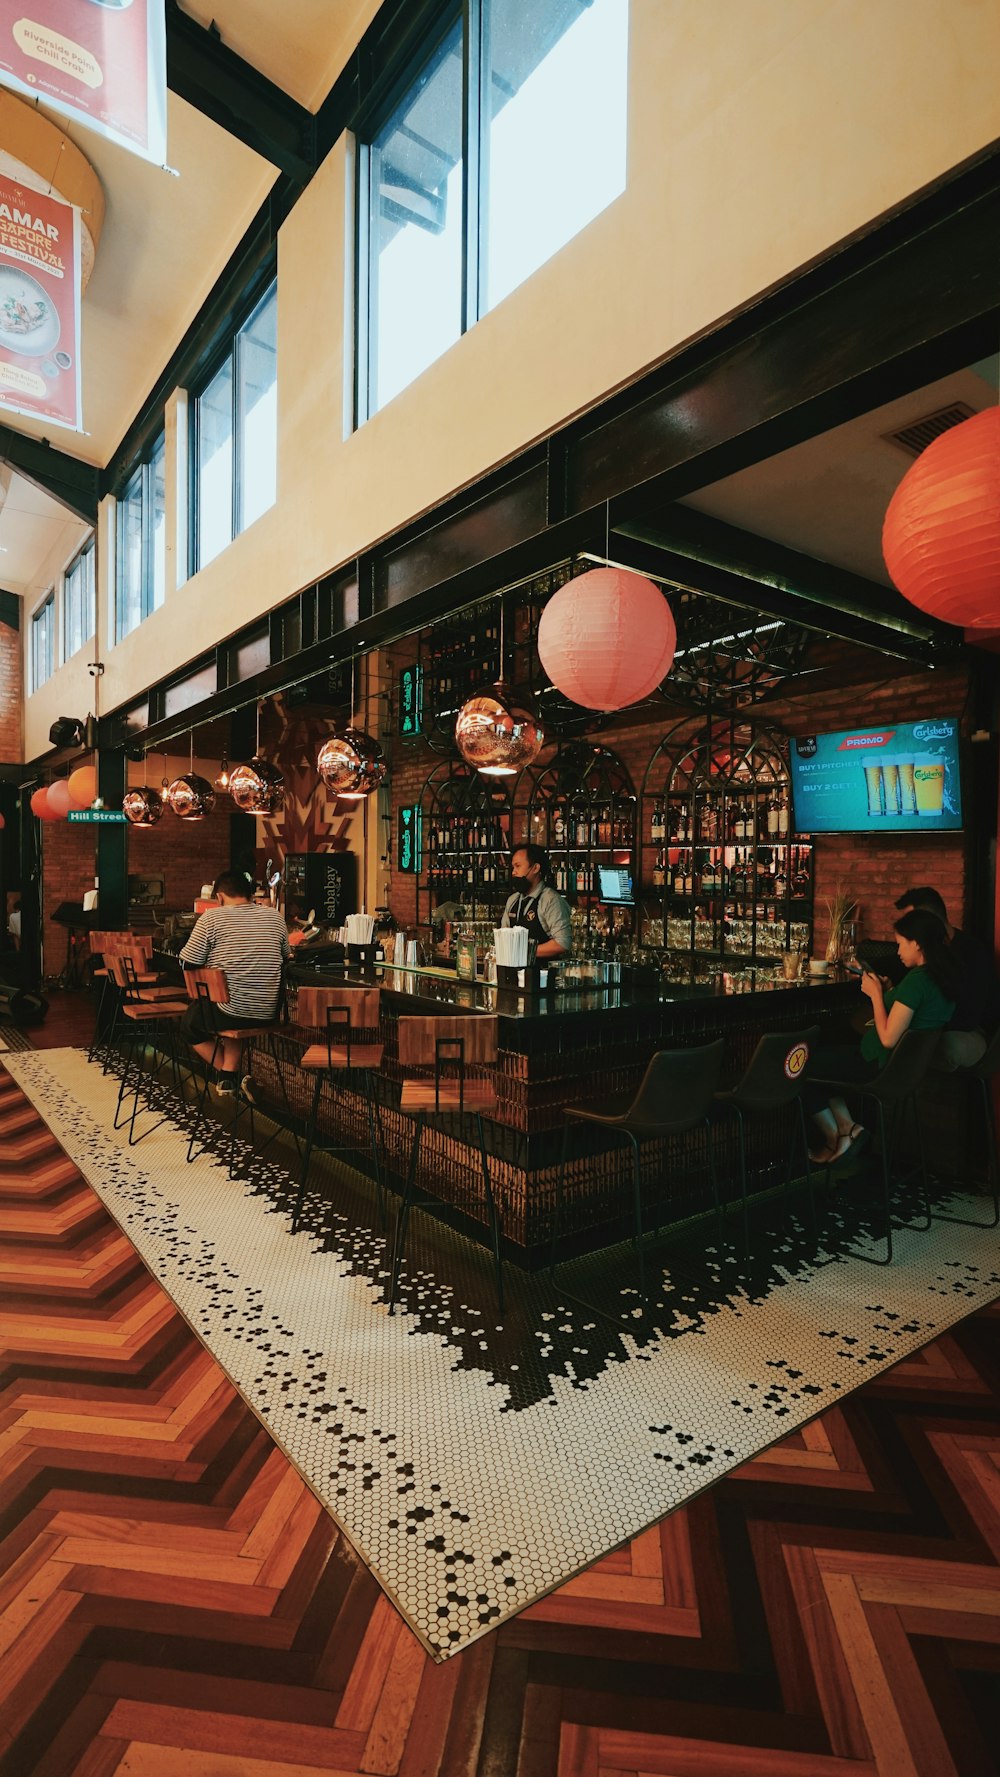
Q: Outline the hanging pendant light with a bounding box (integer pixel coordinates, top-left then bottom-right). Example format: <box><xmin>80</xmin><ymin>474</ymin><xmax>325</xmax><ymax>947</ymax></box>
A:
<box><xmin>123</xmin><ymin>753</ymin><xmax>164</xmax><ymax>827</ymax></box>
<box><xmin>214</xmin><ymin>749</ymin><xmax>231</xmax><ymax>793</ymax></box>
<box><xmin>316</xmin><ymin>656</ymin><xmax>387</xmax><ymax>800</ymax></box>
<box><xmin>230</xmin><ymin>703</ymin><xmax>285</xmax><ymax>813</ymax></box>
<box><xmin>455</xmin><ymin>597</ymin><xmax>543</xmax><ymax>775</ymax></box>
<box><xmin>167</xmin><ymin>733</ymin><xmax>216</xmax><ymax>821</ymax></box>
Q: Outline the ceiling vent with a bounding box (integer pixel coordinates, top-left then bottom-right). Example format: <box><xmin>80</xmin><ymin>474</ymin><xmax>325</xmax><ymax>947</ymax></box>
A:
<box><xmin>884</xmin><ymin>401</ymin><xmax>976</xmax><ymax>458</ymax></box>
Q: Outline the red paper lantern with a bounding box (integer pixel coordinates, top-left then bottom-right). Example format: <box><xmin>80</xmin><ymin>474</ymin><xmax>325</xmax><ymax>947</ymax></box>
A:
<box><xmin>883</xmin><ymin>408</ymin><xmax>1000</xmax><ymax>629</ymax></box>
<box><xmin>46</xmin><ymin>780</ymin><xmax>72</xmax><ymax>819</ymax></box>
<box><xmin>67</xmin><ymin>764</ymin><xmax>98</xmax><ymax>809</ymax></box>
<box><xmin>30</xmin><ymin>788</ymin><xmax>50</xmax><ymax>820</ymax></box>
<box><xmin>537</xmin><ymin>568</ymin><xmax>677</xmax><ymax>711</ymax></box>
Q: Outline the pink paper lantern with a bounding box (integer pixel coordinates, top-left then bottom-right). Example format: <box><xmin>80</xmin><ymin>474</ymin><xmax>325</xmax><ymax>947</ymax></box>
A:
<box><xmin>46</xmin><ymin>780</ymin><xmax>72</xmax><ymax>819</ymax></box>
<box><xmin>537</xmin><ymin>568</ymin><xmax>677</xmax><ymax>711</ymax></box>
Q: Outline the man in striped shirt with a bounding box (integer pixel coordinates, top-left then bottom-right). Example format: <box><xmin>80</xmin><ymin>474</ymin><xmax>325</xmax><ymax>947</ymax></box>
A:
<box><xmin>180</xmin><ymin>870</ymin><xmax>291</xmax><ymax>1093</ymax></box>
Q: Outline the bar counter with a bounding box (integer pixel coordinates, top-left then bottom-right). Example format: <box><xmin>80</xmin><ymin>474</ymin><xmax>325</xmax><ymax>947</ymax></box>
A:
<box><xmin>256</xmin><ymin>955</ymin><xmax>861</xmax><ymax>1263</ymax></box>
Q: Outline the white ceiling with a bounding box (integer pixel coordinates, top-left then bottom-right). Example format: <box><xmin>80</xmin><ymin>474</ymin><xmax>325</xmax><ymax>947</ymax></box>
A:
<box><xmin>0</xmin><ymin>467</ymin><xmax>88</xmax><ymax>598</ymax></box>
<box><xmin>681</xmin><ymin>359</ymin><xmax>1000</xmax><ymax>587</ymax></box>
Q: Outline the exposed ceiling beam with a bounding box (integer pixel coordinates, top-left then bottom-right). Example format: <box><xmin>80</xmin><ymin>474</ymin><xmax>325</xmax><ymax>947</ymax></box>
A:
<box><xmin>0</xmin><ymin>426</ymin><xmax>99</xmax><ymax>523</ymax></box>
<box><xmin>166</xmin><ymin>0</ymin><xmax>316</xmax><ymax>181</ymax></box>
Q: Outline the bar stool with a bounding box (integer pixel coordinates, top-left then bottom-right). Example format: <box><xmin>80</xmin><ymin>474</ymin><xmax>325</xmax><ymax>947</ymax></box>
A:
<box><xmin>88</xmin><ymin>932</ymin><xmax>164</xmax><ymax>1067</ymax></box>
<box><xmin>808</xmin><ymin>1027</ymin><xmax>942</xmax><ymax>1264</ymax></box>
<box><xmin>714</xmin><ymin>1024</ymin><xmax>822</xmax><ymax>1261</ymax></box>
<box><xmin>389</xmin><ymin>1015</ymin><xmax>500</xmax><ymax>1314</ymax></box>
<box><xmin>182</xmin><ymin>968</ymin><xmax>300</xmax><ymax>1176</ymax></box>
<box><xmin>931</xmin><ymin>1025</ymin><xmax>1000</xmax><ymax>1229</ymax></box>
<box><xmin>109</xmin><ymin>954</ymin><xmax>189</xmax><ymax>1144</ymax></box>
<box><xmin>290</xmin><ymin>986</ymin><xmax>385</xmax><ymax>1237</ymax></box>
<box><xmin>554</xmin><ymin>1038</ymin><xmax>725</xmax><ymax>1306</ymax></box>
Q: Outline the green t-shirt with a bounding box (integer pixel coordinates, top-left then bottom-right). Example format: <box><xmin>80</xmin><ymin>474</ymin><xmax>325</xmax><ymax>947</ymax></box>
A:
<box><xmin>860</xmin><ymin>965</ymin><xmax>955</xmax><ymax>1065</ymax></box>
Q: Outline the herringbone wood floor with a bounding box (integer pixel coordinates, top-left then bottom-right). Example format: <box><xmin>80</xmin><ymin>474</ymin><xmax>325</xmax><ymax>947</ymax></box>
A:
<box><xmin>2</xmin><ymin>1061</ymin><xmax>999</xmax><ymax>1776</ymax></box>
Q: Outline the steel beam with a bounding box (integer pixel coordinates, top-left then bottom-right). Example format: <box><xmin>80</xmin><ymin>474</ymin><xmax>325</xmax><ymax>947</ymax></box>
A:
<box><xmin>165</xmin><ymin>0</ymin><xmax>315</xmax><ymax>180</ymax></box>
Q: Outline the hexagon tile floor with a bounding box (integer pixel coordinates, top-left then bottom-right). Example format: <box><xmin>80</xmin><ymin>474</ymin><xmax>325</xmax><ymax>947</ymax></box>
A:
<box><xmin>7</xmin><ymin>1046</ymin><xmax>1000</xmax><ymax>1661</ymax></box>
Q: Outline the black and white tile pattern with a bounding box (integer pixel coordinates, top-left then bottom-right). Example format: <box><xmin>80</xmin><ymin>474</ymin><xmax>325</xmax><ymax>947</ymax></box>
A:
<box><xmin>7</xmin><ymin>1047</ymin><xmax>1000</xmax><ymax>1660</ymax></box>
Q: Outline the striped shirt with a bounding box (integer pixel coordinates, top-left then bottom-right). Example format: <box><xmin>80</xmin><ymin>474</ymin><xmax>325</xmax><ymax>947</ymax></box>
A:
<box><xmin>180</xmin><ymin>904</ymin><xmax>291</xmax><ymax>1019</ymax></box>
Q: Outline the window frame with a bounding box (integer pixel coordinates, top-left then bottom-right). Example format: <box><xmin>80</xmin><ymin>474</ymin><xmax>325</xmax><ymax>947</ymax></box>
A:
<box><xmin>190</xmin><ymin>278</ymin><xmax>278</xmax><ymax>573</ymax></box>
<box><xmin>356</xmin><ymin>0</ymin><xmax>625</xmax><ymax>423</ymax></box>
<box><xmin>62</xmin><ymin>536</ymin><xmax>95</xmax><ymax>663</ymax></box>
<box><xmin>30</xmin><ymin>590</ymin><xmax>55</xmax><ymax>692</ymax></box>
<box><xmin>115</xmin><ymin>428</ymin><xmax>166</xmax><ymax>644</ymax></box>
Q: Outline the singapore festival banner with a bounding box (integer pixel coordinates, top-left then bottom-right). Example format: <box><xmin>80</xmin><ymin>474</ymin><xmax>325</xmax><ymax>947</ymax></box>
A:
<box><xmin>0</xmin><ymin>0</ymin><xmax>166</xmax><ymax>166</ymax></box>
<box><xmin>0</xmin><ymin>172</ymin><xmax>81</xmax><ymax>429</ymax></box>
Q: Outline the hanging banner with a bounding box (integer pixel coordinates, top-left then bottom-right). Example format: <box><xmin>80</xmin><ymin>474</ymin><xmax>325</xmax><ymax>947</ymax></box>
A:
<box><xmin>0</xmin><ymin>171</ymin><xmax>81</xmax><ymax>429</ymax></box>
<box><xmin>0</xmin><ymin>0</ymin><xmax>166</xmax><ymax>166</ymax></box>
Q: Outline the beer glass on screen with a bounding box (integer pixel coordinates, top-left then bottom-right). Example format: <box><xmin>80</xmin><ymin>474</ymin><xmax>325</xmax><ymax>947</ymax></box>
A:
<box><xmin>863</xmin><ymin>761</ymin><xmax>884</xmax><ymax>817</ymax></box>
<box><xmin>913</xmin><ymin>755</ymin><xmax>946</xmax><ymax>816</ymax></box>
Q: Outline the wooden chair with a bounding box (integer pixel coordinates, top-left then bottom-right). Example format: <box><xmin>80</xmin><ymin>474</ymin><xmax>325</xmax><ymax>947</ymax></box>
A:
<box><xmin>389</xmin><ymin>1015</ymin><xmax>501</xmax><ymax>1313</ymax></box>
<box><xmin>107</xmin><ymin>953</ymin><xmax>188</xmax><ymax>1144</ymax></box>
<box><xmin>182</xmin><ymin>967</ymin><xmax>299</xmax><ymax>1174</ymax></box>
<box><xmin>88</xmin><ymin>931</ymin><xmax>167</xmax><ymax>1067</ymax></box>
<box><xmin>291</xmin><ymin>986</ymin><xmax>386</xmax><ymax>1237</ymax></box>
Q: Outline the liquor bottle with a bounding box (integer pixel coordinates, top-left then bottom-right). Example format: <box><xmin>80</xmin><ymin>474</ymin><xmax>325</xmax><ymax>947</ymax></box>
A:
<box><xmin>553</xmin><ymin>803</ymin><xmax>566</xmax><ymax>846</ymax></box>
<box><xmin>651</xmin><ymin>801</ymin><xmax>664</xmax><ymax>844</ymax></box>
<box><xmin>653</xmin><ymin>849</ymin><xmax>665</xmax><ymax>888</ymax></box>
<box><xmin>778</xmin><ymin>788</ymin><xmax>789</xmax><ymax>836</ymax></box>
<box><xmin>684</xmin><ymin>851</ymin><xmax>694</xmax><ymax>896</ymax></box>
<box><xmin>767</xmin><ymin>793</ymin><xmax>780</xmax><ymax>838</ymax></box>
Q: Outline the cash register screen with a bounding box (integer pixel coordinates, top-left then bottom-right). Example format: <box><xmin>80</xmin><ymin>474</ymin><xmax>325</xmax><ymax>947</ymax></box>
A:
<box><xmin>598</xmin><ymin>866</ymin><xmax>634</xmax><ymax>906</ymax></box>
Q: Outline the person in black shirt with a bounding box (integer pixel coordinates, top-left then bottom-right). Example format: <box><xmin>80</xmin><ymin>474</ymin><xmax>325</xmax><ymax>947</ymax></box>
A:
<box><xmin>894</xmin><ymin>884</ymin><xmax>1000</xmax><ymax>1066</ymax></box>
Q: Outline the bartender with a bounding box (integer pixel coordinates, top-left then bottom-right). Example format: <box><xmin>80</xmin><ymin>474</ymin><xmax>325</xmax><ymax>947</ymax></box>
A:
<box><xmin>501</xmin><ymin>844</ymin><xmax>572</xmax><ymax>959</ymax></box>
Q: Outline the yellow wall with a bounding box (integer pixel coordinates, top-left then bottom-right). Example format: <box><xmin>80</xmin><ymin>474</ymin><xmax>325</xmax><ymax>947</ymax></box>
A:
<box><xmin>24</xmin><ymin>0</ymin><xmax>1000</xmax><ymax>759</ymax></box>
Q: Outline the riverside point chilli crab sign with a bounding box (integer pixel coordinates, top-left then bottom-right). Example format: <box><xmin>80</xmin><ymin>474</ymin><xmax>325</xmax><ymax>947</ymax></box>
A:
<box><xmin>0</xmin><ymin>173</ymin><xmax>81</xmax><ymax>428</ymax></box>
<box><xmin>0</xmin><ymin>0</ymin><xmax>166</xmax><ymax>165</ymax></box>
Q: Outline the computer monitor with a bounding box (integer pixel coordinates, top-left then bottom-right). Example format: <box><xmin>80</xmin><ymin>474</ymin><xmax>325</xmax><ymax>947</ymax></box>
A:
<box><xmin>598</xmin><ymin>865</ymin><xmax>634</xmax><ymax>905</ymax></box>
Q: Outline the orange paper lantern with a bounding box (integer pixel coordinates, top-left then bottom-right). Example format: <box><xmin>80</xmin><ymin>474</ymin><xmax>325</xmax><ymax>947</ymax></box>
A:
<box><xmin>46</xmin><ymin>780</ymin><xmax>72</xmax><ymax>819</ymax></box>
<box><xmin>30</xmin><ymin>787</ymin><xmax>51</xmax><ymax>820</ymax></box>
<box><xmin>883</xmin><ymin>408</ymin><xmax>1000</xmax><ymax>629</ymax></box>
<box><xmin>537</xmin><ymin>568</ymin><xmax>677</xmax><ymax>711</ymax></box>
<box><xmin>67</xmin><ymin>764</ymin><xmax>98</xmax><ymax>809</ymax></box>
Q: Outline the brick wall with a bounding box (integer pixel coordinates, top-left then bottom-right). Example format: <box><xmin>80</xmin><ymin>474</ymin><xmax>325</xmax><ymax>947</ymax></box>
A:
<box><xmin>383</xmin><ymin>632</ymin><xmax>974</xmax><ymax>953</ymax></box>
<box><xmin>126</xmin><ymin>807</ymin><xmax>231</xmax><ymax>912</ymax></box>
<box><xmin>41</xmin><ymin>819</ymin><xmax>95</xmax><ymax>980</ymax></box>
<box><xmin>0</xmin><ymin>602</ymin><xmax>22</xmax><ymax>766</ymax></box>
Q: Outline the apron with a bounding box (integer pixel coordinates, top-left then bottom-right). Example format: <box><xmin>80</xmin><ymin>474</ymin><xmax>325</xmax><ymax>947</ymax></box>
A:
<box><xmin>511</xmin><ymin>892</ymin><xmax>545</xmax><ymax>945</ymax></box>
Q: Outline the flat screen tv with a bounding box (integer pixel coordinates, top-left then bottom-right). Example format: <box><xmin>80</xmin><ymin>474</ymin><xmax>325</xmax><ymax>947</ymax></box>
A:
<box><xmin>789</xmin><ymin>717</ymin><xmax>962</xmax><ymax>835</ymax></box>
<box><xmin>598</xmin><ymin>865</ymin><xmax>635</xmax><ymax>905</ymax></box>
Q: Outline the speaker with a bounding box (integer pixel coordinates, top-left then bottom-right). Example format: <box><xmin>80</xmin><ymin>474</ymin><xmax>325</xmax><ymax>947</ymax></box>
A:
<box><xmin>48</xmin><ymin>717</ymin><xmax>84</xmax><ymax>748</ymax></box>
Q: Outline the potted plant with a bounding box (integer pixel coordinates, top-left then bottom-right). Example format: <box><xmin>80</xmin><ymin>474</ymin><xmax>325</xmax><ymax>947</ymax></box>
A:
<box><xmin>824</xmin><ymin>882</ymin><xmax>858</xmax><ymax>966</ymax></box>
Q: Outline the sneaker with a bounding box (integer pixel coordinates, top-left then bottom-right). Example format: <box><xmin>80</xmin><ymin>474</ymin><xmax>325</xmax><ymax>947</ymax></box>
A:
<box><xmin>212</xmin><ymin>1073</ymin><xmax>237</xmax><ymax>1099</ymax></box>
<box><xmin>239</xmin><ymin>1075</ymin><xmax>258</xmax><ymax>1105</ymax></box>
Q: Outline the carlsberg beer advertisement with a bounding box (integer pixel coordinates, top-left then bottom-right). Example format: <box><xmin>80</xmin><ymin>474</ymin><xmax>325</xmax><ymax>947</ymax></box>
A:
<box><xmin>790</xmin><ymin>719</ymin><xmax>962</xmax><ymax>835</ymax></box>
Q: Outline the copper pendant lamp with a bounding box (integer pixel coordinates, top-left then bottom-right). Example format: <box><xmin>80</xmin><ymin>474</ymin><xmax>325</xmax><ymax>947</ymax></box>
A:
<box><xmin>455</xmin><ymin>597</ymin><xmax>543</xmax><ymax>775</ymax></box>
<box><xmin>230</xmin><ymin>702</ymin><xmax>285</xmax><ymax>814</ymax></box>
<box><xmin>167</xmin><ymin>734</ymin><xmax>216</xmax><ymax>820</ymax></box>
<box><xmin>316</xmin><ymin>656</ymin><xmax>387</xmax><ymax>800</ymax></box>
<box><xmin>123</xmin><ymin>786</ymin><xmax>165</xmax><ymax>827</ymax></box>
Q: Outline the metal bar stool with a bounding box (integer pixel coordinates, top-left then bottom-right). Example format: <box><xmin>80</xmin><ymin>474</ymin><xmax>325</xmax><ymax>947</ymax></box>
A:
<box><xmin>809</xmin><ymin>1027</ymin><xmax>943</xmax><ymax>1264</ymax></box>
<box><xmin>291</xmin><ymin>986</ymin><xmax>386</xmax><ymax>1237</ymax></box>
<box><xmin>714</xmin><ymin>1024</ymin><xmax>823</xmax><ymax>1262</ymax></box>
<box><xmin>183</xmin><ymin>968</ymin><xmax>235</xmax><ymax>1164</ymax></box>
<box><xmin>389</xmin><ymin>1015</ymin><xmax>501</xmax><ymax>1314</ymax></box>
<box><xmin>109</xmin><ymin>954</ymin><xmax>189</xmax><ymax>1145</ymax></box>
<box><xmin>553</xmin><ymin>1038</ymin><xmax>725</xmax><ymax>1309</ymax></box>
<box><xmin>931</xmin><ymin>1025</ymin><xmax>1000</xmax><ymax>1229</ymax></box>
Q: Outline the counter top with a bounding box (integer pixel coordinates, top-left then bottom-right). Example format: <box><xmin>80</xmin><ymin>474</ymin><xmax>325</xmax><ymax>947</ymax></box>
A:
<box><xmin>288</xmin><ymin>957</ymin><xmax>858</xmax><ymax>1021</ymax></box>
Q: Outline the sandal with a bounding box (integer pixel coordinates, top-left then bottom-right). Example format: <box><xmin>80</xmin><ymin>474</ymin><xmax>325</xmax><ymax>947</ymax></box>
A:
<box><xmin>810</xmin><ymin>1124</ymin><xmax>869</xmax><ymax>1167</ymax></box>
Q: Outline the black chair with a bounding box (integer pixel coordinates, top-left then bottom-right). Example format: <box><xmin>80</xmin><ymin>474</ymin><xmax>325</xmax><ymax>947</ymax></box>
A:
<box><xmin>109</xmin><ymin>954</ymin><xmax>189</xmax><ymax>1145</ymax></box>
<box><xmin>714</xmin><ymin>1025</ymin><xmax>821</xmax><ymax>1260</ymax></box>
<box><xmin>389</xmin><ymin>1015</ymin><xmax>501</xmax><ymax>1315</ymax></box>
<box><xmin>808</xmin><ymin>1027</ymin><xmax>943</xmax><ymax>1264</ymax></box>
<box><xmin>931</xmin><ymin>1025</ymin><xmax>1000</xmax><ymax>1229</ymax></box>
<box><xmin>554</xmin><ymin>1038</ymin><xmax>725</xmax><ymax>1305</ymax></box>
<box><xmin>291</xmin><ymin>986</ymin><xmax>386</xmax><ymax>1238</ymax></box>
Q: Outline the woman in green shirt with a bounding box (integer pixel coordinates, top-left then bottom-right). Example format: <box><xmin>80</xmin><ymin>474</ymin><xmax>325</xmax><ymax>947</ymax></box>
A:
<box><xmin>806</xmin><ymin>908</ymin><xmax>959</xmax><ymax>1164</ymax></box>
